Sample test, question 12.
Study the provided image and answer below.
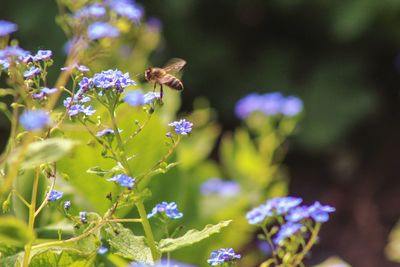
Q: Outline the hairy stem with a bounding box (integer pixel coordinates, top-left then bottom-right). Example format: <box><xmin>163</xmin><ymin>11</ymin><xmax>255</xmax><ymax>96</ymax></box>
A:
<box><xmin>291</xmin><ymin>222</ymin><xmax>321</xmax><ymax>266</ymax></box>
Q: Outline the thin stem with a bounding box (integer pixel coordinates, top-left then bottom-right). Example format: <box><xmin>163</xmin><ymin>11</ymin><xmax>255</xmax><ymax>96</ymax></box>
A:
<box><xmin>12</xmin><ymin>189</ymin><xmax>30</xmax><ymax>208</ymax></box>
<box><xmin>261</xmin><ymin>225</ymin><xmax>278</xmax><ymax>264</ymax></box>
<box><xmin>123</xmin><ymin>113</ymin><xmax>152</xmax><ymax>146</ymax></box>
<box><xmin>291</xmin><ymin>223</ymin><xmax>321</xmax><ymax>266</ymax></box>
<box><xmin>34</xmin><ymin>175</ymin><xmax>56</xmax><ymax>217</ymax></box>
<box><xmin>108</xmin><ymin>218</ymin><xmax>142</xmax><ymax>223</ymax></box>
<box><xmin>135</xmin><ymin>200</ymin><xmax>160</xmax><ymax>261</ymax></box>
<box><xmin>22</xmin><ymin>168</ymin><xmax>40</xmax><ymax>267</ymax></box>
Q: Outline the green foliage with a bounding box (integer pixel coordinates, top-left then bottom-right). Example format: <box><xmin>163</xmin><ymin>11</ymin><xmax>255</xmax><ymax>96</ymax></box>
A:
<box><xmin>158</xmin><ymin>220</ymin><xmax>231</xmax><ymax>253</ymax></box>
<box><xmin>0</xmin><ymin>217</ymin><xmax>35</xmax><ymax>247</ymax></box>
<box><xmin>103</xmin><ymin>222</ymin><xmax>153</xmax><ymax>264</ymax></box>
<box><xmin>9</xmin><ymin>138</ymin><xmax>78</xmax><ymax>170</ymax></box>
<box><xmin>29</xmin><ymin>247</ymin><xmax>96</xmax><ymax>267</ymax></box>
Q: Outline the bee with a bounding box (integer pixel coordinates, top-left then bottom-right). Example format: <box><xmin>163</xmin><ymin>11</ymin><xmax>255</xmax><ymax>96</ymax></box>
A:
<box><xmin>144</xmin><ymin>58</ymin><xmax>186</xmax><ymax>99</ymax></box>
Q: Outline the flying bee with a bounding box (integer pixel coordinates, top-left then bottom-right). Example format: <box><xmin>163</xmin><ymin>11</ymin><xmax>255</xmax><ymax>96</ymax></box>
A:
<box><xmin>144</xmin><ymin>58</ymin><xmax>186</xmax><ymax>100</ymax></box>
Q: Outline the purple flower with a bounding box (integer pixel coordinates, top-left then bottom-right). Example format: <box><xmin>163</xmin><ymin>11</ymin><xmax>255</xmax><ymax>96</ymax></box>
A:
<box><xmin>48</xmin><ymin>190</ymin><xmax>63</xmax><ymax>201</ymax></box>
<box><xmin>123</xmin><ymin>90</ymin><xmax>145</xmax><ymax>106</ymax></box>
<box><xmin>19</xmin><ymin>110</ymin><xmax>50</xmax><ymax>131</ymax></box>
<box><xmin>0</xmin><ymin>20</ymin><xmax>18</xmax><ymax>36</ymax></box>
<box><xmin>88</xmin><ymin>22</ymin><xmax>120</xmax><ymax>40</ymax></box>
<box><xmin>0</xmin><ymin>59</ymin><xmax>10</xmax><ymax>70</ymax></box>
<box><xmin>200</xmin><ymin>178</ymin><xmax>240</xmax><ymax>197</ymax></box>
<box><xmin>207</xmin><ymin>248</ymin><xmax>241</xmax><ymax>266</ymax></box>
<box><xmin>98</xmin><ymin>245</ymin><xmax>108</xmax><ymax>255</ymax></box>
<box><xmin>74</xmin><ymin>4</ymin><xmax>106</xmax><ymax>19</ymax></box>
<box><xmin>96</xmin><ymin>128</ymin><xmax>115</xmax><ymax>137</ymax></box>
<box><xmin>82</xmin><ymin>105</ymin><xmax>96</xmax><ymax>116</ymax></box>
<box><xmin>34</xmin><ymin>50</ymin><xmax>52</xmax><ymax>61</ymax></box>
<box><xmin>286</xmin><ymin>202</ymin><xmax>335</xmax><ymax>223</ymax></box>
<box><xmin>246</xmin><ymin>203</ymin><xmax>272</xmax><ymax>225</ymax></box>
<box><xmin>32</xmin><ymin>87</ymin><xmax>58</xmax><ymax>100</ymax></box>
<box><xmin>0</xmin><ymin>46</ymin><xmax>30</xmax><ymax>61</ymax></box>
<box><xmin>235</xmin><ymin>92</ymin><xmax>303</xmax><ymax>119</ymax></box>
<box><xmin>143</xmin><ymin>92</ymin><xmax>161</xmax><ymax>104</ymax></box>
<box><xmin>273</xmin><ymin>222</ymin><xmax>303</xmax><ymax>245</ymax></box>
<box><xmin>64</xmin><ymin>201</ymin><xmax>71</xmax><ymax>210</ymax></box>
<box><xmin>246</xmin><ymin>197</ymin><xmax>302</xmax><ymax>225</ymax></box>
<box><xmin>168</xmin><ymin>119</ymin><xmax>193</xmax><ymax>135</ymax></box>
<box><xmin>23</xmin><ymin>66</ymin><xmax>40</xmax><ymax>78</ymax></box>
<box><xmin>80</xmin><ymin>212</ymin><xmax>88</xmax><ymax>223</ymax></box>
<box><xmin>108</xmin><ymin>0</ymin><xmax>143</xmax><ymax>23</ymax></box>
<box><xmin>148</xmin><ymin>202</ymin><xmax>183</xmax><ymax>219</ymax></box>
<box><xmin>107</xmin><ymin>174</ymin><xmax>135</xmax><ymax>188</ymax></box>
<box><xmin>281</xmin><ymin>96</ymin><xmax>303</xmax><ymax>116</ymax></box>
<box><xmin>308</xmin><ymin>201</ymin><xmax>335</xmax><ymax>223</ymax></box>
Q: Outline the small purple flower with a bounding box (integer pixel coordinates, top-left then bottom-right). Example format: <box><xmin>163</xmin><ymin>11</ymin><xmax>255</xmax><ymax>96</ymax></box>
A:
<box><xmin>286</xmin><ymin>206</ymin><xmax>311</xmax><ymax>222</ymax></box>
<box><xmin>82</xmin><ymin>105</ymin><xmax>96</xmax><ymax>116</ymax></box>
<box><xmin>48</xmin><ymin>190</ymin><xmax>63</xmax><ymax>201</ymax></box>
<box><xmin>74</xmin><ymin>4</ymin><xmax>106</xmax><ymax>19</ymax></box>
<box><xmin>0</xmin><ymin>20</ymin><xmax>18</xmax><ymax>36</ymax></box>
<box><xmin>268</xmin><ymin>197</ymin><xmax>303</xmax><ymax>215</ymax></box>
<box><xmin>64</xmin><ymin>201</ymin><xmax>71</xmax><ymax>210</ymax></box>
<box><xmin>143</xmin><ymin>92</ymin><xmax>161</xmax><ymax>104</ymax></box>
<box><xmin>67</xmin><ymin>104</ymin><xmax>84</xmax><ymax>117</ymax></box>
<box><xmin>246</xmin><ymin>203</ymin><xmax>272</xmax><ymax>225</ymax></box>
<box><xmin>23</xmin><ymin>66</ymin><xmax>40</xmax><ymax>78</ymax></box>
<box><xmin>0</xmin><ymin>46</ymin><xmax>30</xmax><ymax>60</ymax></box>
<box><xmin>273</xmin><ymin>222</ymin><xmax>303</xmax><ymax>245</ymax></box>
<box><xmin>207</xmin><ymin>248</ymin><xmax>241</xmax><ymax>266</ymax></box>
<box><xmin>108</xmin><ymin>0</ymin><xmax>143</xmax><ymax>23</ymax></box>
<box><xmin>123</xmin><ymin>90</ymin><xmax>145</xmax><ymax>106</ymax></box>
<box><xmin>88</xmin><ymin>22</ymin><xmax>120</xmax><ymax>40</ymax></box>
<box><xmin>80</xmin><ymin>211</ymin><xmax>88</xmax><ymax>223</ymax></box>
<box><xmin>260</xmin><ymin>92</ymin><xmax>284</xmax><ymax>116</ymax></box>
<box><xmin>33</xmin><ymin>87</ymin><xmax>58</xmax><ymax>100</ymax></box>
<box><xmin>168</xmin><ymin>119</ymin><xmax>193</xmax><ymax>135</ymax></box>
<box><xmin>61</xmin><ymin>64</ymin><xmax>90</xmax><ymax>73</ymax></box>
<box><xmin>107</xmin><ymin>174</ymin><xmax>135</xmax><ymax>188</ymax></box>
<box><xmin>308</xmin><ymin>201</ymin><xmax>335</xmax><ymax>223</ymax></box>
<box><xmin>19</xmin><ymin>110</ymin><xmax>50</xmax><ymax>131</ymax></box>
<box><xmin>280</xmin><ymin>96</ymin><xmax>303</xmax><ymax>116</ymax></box>
<box><xmin>200</xmin><ymin>178</ymin><xmax>240</xmax><ymax>197</ymax></box>
<box><xmin>234</xmin><ymin>93</ymin><xmax>262</xmax><ymax>119</ymax></box>
<box><xmin>98</xmin><ymin>245</ymin><xmax>108</xmax><ymax>255</ymax></box>
<box><xmin>96</xmin><ymin>128</ymin><xmax>115</xmax><ymax>137</ymax></box>
<box><xmin>0</xmin><ymin>59</ymin><xmax>10</xmax><ymax>70</ymax></box>
<box><xmin>34</xmin><ymin>50</ymin><xmax>52</xmax><ymax>61</ymax></box>
<box><xmin>148</xmin><ymin>202</ymin><xmax>183</xmax><ymax>219</ymax></box>
<box><xmin>79</xmin><ymin>77</ymin><xmax>91</xmax><ymax>91</ymax></box>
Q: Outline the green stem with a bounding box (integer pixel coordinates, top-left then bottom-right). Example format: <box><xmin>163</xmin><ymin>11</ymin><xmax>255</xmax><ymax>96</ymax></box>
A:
<box><xmin>291</xmin><ymin>222</ymin><xmax>321</xmax><ymax>266</ymax></box>
<box><xmin>261</xmin><ymin>225</ymin><xmax>278</xmax><ymax>264</ymax></box>
<box><xmin>135</xmin><ymin>200</ymin><xmax>160</xmax><ymax>260</ymax></box>
<box><xmin>22</xmin><ymin>169</ymin><xmax>40</xmax><ymax>267</ymax></box>
<box><xmin>108</xmin><ymin>102</ymin><xmax>159</xmax><ymax>261</ymax></box>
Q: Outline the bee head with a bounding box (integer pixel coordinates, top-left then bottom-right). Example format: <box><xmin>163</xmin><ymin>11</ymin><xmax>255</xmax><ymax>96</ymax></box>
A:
<box><xmin>144</xmin><ymin>68</ymin><xmax>152</xmax><ymax>81</ymax></box>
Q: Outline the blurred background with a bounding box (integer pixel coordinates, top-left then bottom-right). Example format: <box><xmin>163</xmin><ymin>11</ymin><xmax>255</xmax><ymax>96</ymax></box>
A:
<box><xmin>1</xmin><ymin>0</ymin><xmax>400</xmax><ymax>266</ymax></box>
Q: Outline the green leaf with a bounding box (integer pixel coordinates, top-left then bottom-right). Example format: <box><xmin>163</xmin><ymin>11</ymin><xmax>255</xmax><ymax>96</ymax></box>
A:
<box><xmin>0</xmin><ymin>251</ymin><xmax>23</xmax><ymax>267</ymax></box>
<box><xmin>10</xmin><ymin>138</ymin><xmax>79</xmax><ymax>169</ymax></box>
<box><xmin>29</xmin><ymin>247</ymin><xmax>96</xmax><ymax>267</ymax></box>
<box><xmin>103</xmin><ymin>222</ymin><xmax>153</xmax><ymax>264</ymax></box>
<box><xmin>158</xmin><ymin>220</ymin><xmax>231</xmax><ymax>253</ymax></box>
<box><xmin>0</xmin><ymin>216</ymin><xmax>35</xmax><ymax>247</ymax></box>
<box><xmin>86</xmin><ymin>166</ymin><xmax>111</xmax><ymax>177</ymax></box>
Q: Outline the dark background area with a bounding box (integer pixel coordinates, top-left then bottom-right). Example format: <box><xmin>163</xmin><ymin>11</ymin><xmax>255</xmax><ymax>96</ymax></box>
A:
<box><xmin>2</xmin><ymin>0</ymin><xmax>400</xmax><ymax>266</ymax></box>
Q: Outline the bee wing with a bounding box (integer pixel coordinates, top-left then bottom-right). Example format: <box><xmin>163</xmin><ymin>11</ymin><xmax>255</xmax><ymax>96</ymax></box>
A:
<box><xmin>162</xmin><ymin>58</ymin><xmax>186</xmax><ymax>74</ymax></box>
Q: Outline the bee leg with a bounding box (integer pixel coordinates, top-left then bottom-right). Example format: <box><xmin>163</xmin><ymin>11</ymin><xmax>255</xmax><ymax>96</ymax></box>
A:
<box><xmin>153</xmin><ymin>83</ymin><xmax>157</xmax><ymax>92</ymax></box>
<box><xmin>160</xmin><ymin>84</ymin><xmax>164</xmax><ymax>100</ymax></box>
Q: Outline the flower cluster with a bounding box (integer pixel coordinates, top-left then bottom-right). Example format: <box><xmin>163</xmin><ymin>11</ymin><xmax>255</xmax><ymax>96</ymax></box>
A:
<box><xmin>32</xmin><ymin>87</ymin><xmax>58</xmax><ymax>100</ymax></box>
<box><xmin>69</xmin><ymin>1</ymin><xmax>143</xmax><ymax>41</ymax></box>
<box><xmin>107</xmin><ymin>174</ymin><xmax>135</xmax><ymax>188</ymax></box>
<box><xmin>92</xmin><ymin>69</ymin><xmax>136</xmax><ymax>92</ymax></box>
<box><xmin>19</xmin><ymin>110</ymin><xmax>50</xmax><ymax>131</ymax></box>
<box><xmin>0</xmin><ymin>46</ymin><xmax>30</xmax><ymax>70</ymax></box>
<box><xmin>207</xmin><ymin>248</ymin><xmax>241</xmax><ymax>266</ymax></box>
<box><xmin>148</xmin><ymin>202</ymin><xmax>183</xmax><ymax>219</ymax></box>
<box><xmin>200</xmin><ymin>178</ymin><xmax>240</xmax><ymax>197</ymax></box>
<box><xmin>246</xmin><ymin>196</ymin><xmax>335</xmax><ymax>246</ymax></box>
<box><xmin>168</xmin><ymin>119</ymin><xmax>193</xmax><ymax>135</ymax></box>
<box><xmin>235</xmin><ymin>92</ymin><xmax>303</xmax><ymax>119</ymax></box>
